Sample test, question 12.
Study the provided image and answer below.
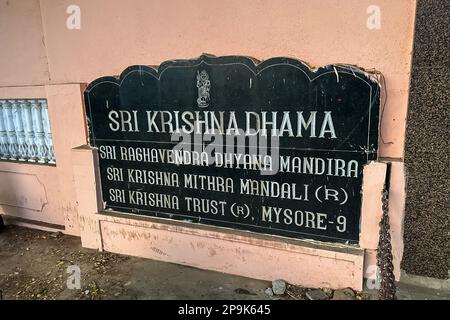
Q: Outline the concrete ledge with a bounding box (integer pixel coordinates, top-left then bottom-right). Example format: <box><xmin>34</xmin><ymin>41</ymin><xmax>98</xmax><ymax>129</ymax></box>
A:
<box><xmin>400</xmin><ymin>270</ymin><xmax>450</xmax><ymax>292</ymax></box>
<box><xmin>2</xmin><ymin>215</ymin><xmax>64</xmax><ymax>233</ymax></box>
<box><xmin>97</xmin><ymin>210</ymin><xmax>364</xmax><ymax>290</ymax></box>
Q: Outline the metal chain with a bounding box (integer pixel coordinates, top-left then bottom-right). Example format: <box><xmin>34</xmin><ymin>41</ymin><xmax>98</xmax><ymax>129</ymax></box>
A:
<box><xmin>377</xmin><ymin>163</ymin><xmax>396</xmax><ymax>300</ymax></box>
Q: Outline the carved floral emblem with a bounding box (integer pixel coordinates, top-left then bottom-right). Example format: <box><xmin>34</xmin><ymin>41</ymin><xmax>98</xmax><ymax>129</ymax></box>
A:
<box><xmin>196</xmin><ymin>70</ymin><xmax>210</xmax><ymax>108</ymax></box>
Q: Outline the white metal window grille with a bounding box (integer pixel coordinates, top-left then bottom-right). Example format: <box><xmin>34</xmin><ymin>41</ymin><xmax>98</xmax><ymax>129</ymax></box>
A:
<box><xmin>0</xmin><ymin>99</ymin><xmax>55</xmax><ymax>164</ymax></box>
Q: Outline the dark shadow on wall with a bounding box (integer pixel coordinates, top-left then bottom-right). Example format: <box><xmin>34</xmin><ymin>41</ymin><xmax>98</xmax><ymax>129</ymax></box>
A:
<box><xmin>0</xmin><ymin>173</ymin><xmax>12</xmax><ymax>232</ymax></box>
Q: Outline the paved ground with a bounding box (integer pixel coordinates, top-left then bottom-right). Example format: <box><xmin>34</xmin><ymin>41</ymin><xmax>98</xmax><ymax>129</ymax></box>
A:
<box><xmin>0</xmin><ymin>225</ymin><xmax>448</xmax><ymax>300</ymax></box>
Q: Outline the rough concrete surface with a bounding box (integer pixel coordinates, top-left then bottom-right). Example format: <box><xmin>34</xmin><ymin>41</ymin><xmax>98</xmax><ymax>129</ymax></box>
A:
<box><xmin>402</xmin><ymin>0</ymin><xmax>450</xmax><ymax>279</ymax></box>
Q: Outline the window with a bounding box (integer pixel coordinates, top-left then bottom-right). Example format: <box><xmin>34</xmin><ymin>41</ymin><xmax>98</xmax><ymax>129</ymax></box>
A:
<box><xmin>0</xmin><ymin>99</ymin><xmax>55</xmax><ymax>164</ymax></box>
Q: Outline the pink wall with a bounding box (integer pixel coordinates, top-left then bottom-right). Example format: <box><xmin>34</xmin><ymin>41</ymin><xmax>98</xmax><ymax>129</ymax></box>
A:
<box><xmin>0</xmin><ymin>84</ymin><xmax>85</xmax><ymax>233</ymax></box>
<box><xmin>1</xmin><ymin>0</ymin><xmax>415</xmax><ymax>157</ymax></box>
<box><xmin>0</xmin><ymin>0</ymin><xmax>49</xmax><ymax>85</ymax></box>
<box><xmin>0</xmin><ymin>0</ymin><xmax>415</xmax><ymax>287</ymax></box>
<box><xmin>39</xmin><ymin>0</ymin><xmax>416</xmax><ymax>158</ymax></box>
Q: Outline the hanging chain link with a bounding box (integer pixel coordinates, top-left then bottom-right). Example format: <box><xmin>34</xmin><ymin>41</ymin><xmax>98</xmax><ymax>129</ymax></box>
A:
<box><xmin>376</xmin><ymin>162</ymin><xmax>396</xmax><ymax>300</ymax></box>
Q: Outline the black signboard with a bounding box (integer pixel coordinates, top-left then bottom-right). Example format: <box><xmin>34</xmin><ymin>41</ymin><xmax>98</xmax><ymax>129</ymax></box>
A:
<box><xmin>84</xmin><ymin>55</ymin><xmax>380</xmax><ymax>244</ymax></box>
